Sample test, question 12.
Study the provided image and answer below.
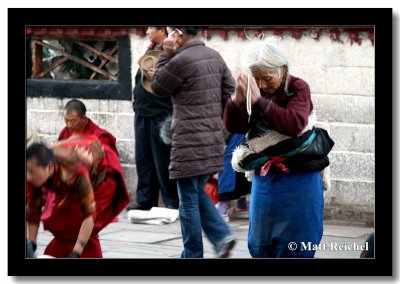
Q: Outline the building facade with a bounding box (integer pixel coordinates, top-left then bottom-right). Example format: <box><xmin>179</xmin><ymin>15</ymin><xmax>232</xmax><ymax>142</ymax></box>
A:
<box><xmin>26</xmin><ymin>26</ymin><xmax>375</xmax><ymax>226</ymax></box>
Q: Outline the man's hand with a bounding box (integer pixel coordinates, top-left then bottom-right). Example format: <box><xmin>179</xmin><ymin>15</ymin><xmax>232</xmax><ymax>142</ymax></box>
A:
<box><xmin>146</xmin><ymin>67</ymin><xmax>155</xmax><ymax>79</ymax></box>
<box><xmin>163</xmin><ymin>38</ymin><xmax>178</xmax><ymax>56</ymax></box>
<box><xmin>68</xmin><ymin>251</ymin><xmax>81</xmax><ymax>258</ymax></box>
<box><xmin>26</xmin><ymin>239</ymin><xmax>37</xmax><ymax>258</ymax></box>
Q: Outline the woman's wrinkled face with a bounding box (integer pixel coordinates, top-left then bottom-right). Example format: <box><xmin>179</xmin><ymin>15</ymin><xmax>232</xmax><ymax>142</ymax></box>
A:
<box><xmin>251</xmin><ymin>67</ymin><xmax>285</xmax><ymax>95</ymax></box>
<box><xmin>27</xmin><ymin>158</ymin><xmax>53</xmax><ymax>188</ymax></box>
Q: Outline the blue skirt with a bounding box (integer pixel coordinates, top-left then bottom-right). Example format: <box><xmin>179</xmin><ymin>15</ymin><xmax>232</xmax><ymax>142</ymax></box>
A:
<box><xmin>248</xmin><ymin>170</ymin><xmax>324</xmax><ymax>258</ymax></box>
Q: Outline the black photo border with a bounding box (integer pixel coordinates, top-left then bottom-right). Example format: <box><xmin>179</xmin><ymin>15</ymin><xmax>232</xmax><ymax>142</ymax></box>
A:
<box><xmin>9</xmin><ymin>7</ymin><xmax>392</xmax><ymax>277</ymax></box>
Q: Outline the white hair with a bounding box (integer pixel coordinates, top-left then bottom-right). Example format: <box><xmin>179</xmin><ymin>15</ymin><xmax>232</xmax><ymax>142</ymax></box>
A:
<box><xmin>245</xmin><ymin>35</ymin><xmax>289</xmax><ymax>74</ymax></box>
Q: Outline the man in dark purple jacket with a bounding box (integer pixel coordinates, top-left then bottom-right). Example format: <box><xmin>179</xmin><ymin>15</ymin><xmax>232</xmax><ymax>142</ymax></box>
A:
<box><xmin>152</xmin><ymin>26</ymin><xmax>236</xmax><ymax>258</ymax></box>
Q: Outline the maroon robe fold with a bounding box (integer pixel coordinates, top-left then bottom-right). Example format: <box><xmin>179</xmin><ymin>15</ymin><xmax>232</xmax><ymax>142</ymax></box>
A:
<box><xmin>58</xmin><ymin>118</ymin><xmax>119</xmax><ymax>156</ymax></box>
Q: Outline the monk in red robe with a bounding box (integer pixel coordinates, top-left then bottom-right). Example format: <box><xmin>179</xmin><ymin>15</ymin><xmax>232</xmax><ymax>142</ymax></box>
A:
<box><xmin>57</xmin><ymin>99</ymin><xmax>124</xmax><ymax>222</ymax></box>
<box><xmin>58</xmin><ymin>99</ymin><xmax>119</xmax><ymax>156</ymax></box>
<box><xmin>26</xmin><ymin>135</ymin><xmax>129</xmax><ymax>258</ymax></box>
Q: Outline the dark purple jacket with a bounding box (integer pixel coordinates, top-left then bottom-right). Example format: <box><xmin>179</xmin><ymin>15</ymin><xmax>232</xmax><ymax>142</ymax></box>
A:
<box><xmin>152</xmin><ymin>40</ymin><xmax>235</xmax><ymax>179</ymax></box>
<box><xmin>224</xmin><ymin>75</ymin><xmax>313</xmax><ymax>137</ymax></box>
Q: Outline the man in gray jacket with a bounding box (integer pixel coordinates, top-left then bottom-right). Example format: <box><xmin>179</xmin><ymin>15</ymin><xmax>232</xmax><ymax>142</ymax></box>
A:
<box><xmin>152</xmin><ymin>26</ymin><xmax>236</xmax><ymax>258</ymax></box>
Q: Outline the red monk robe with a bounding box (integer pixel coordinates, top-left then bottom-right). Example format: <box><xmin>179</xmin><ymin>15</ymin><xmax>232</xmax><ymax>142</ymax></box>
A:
<box><xmin>57</xmin><ymin>117</ymin><xmax>122</xmax><ymax>220</ymax></box>
<box><xmin>34</xmin><ymin>117</ymin><xmax>119</xmax><ymax>210</ymax></box>
<box><xmin>33</xmin><ymin>118</ymin><xmax>121</xmax><ymax>208</ymax></box>
<box><xmin>27</xmin><ymin>135</ymin><xmax>129</xmax><ymax>258</ymax></box>
<box><xmin>58</xmin><ymin>117</ymin><xmax>119</xmax><ymax>156</ymax></box>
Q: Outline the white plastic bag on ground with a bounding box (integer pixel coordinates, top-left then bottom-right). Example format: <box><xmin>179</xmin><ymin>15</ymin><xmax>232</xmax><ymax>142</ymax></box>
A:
<box><xmin>127</xmin><ymin>207</ymin><xmax>179</xmax><ymax>225</ymax></box>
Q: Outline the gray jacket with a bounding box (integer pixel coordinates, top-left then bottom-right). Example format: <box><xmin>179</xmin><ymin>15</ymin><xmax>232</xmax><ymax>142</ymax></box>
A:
<box><xmin>152</xmin><ymin>40</ymin><xmax>235</xmax><ymax>179</ymax></box>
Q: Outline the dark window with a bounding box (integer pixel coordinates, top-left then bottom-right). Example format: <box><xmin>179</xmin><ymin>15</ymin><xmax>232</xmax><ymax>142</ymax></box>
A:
<box><xmin>27</xmin><ymin>34</ymin><xmax>131</xmax><ymax>100</ymax></box>
<box><xmin>31</xmin><ymin>39</ymin><xmax>119</xmax><ymax>81</ymax></box>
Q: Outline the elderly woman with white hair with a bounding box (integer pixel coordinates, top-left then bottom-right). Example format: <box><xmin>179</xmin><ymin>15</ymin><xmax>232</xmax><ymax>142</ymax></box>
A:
<box><xmin>224</xmin><ymin>36</ymin><xmax>326</xmax><ymax>258</ymax></box>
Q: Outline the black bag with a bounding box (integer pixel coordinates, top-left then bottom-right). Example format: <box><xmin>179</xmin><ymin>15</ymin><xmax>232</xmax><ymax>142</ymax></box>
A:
<box><xmin>263</xmin><ymin>128</ymin><xmax>334</xmax><ymax>159</ymax></box>
<box><xmin>239</xmin><ymin>127</ymin><xmax>334</xmax><ymax>172</ymax></box>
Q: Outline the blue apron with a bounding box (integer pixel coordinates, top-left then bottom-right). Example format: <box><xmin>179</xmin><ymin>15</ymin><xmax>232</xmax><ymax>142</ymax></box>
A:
<box><xmin>248</xmin><ymin>170</ymin><xmax>324</xmax><ymax>258</ymax></box>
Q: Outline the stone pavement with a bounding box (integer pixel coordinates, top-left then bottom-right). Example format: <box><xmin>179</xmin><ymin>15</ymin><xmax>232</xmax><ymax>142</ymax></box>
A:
<box><xmin>35</xmin><ymin>210</ymin><xmax>374</xmax><ymax>258</ymax></box>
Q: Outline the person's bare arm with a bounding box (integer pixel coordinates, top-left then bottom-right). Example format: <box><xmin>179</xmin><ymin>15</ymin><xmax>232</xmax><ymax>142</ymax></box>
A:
<box><xmin>27</xmin><ymin>222</ymin><xmax>39</xmax><ymax>243</ymax></box>
<box><xmin>68</xmin><ymin>172</ymin><xmax>96</xmax><ymax>257</ymax></box>
<box><xmin>70</xmin><ymin>215</ymin><xmax>95</xmax><ymax>256</ymax></box>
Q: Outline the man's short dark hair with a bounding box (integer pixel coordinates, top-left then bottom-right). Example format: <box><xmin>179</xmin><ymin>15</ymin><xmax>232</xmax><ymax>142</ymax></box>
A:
<box><xmin>169</xmin><ymin>26</ymin><xmax>198</xmax><ymax>36</ymax></box>
<box><xmin>148</xmin><ymin>26</ymin><xmax>167</xmax><ymax>35</ymax></box>
<box><xmin>64</xmin><ymin>99</ymin><xmax>87</xmax><ymax>117</ymax></box>
<box><xmin>26</xmin><ymin>143</ymin><xmax>56</xmax><ymax>167</ymax></box>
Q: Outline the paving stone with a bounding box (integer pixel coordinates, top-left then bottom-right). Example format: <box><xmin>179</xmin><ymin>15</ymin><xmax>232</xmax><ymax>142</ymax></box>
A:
<box><xmin>322</xmin><ymin>225</ymin><xmax>373</xmax><ymax>238</ymax></box>
<box><xmin>34</xmin><ymin>213</ymin><xmax>372</xmax><ymax>259</ymax></box>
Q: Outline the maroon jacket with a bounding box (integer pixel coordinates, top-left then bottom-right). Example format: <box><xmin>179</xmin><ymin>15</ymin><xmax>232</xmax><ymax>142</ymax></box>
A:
<box><xmin>224</xmin><ymin>75</ymin><xmax>313</xmax><ymax>137</ymax></box>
